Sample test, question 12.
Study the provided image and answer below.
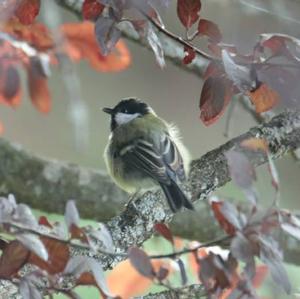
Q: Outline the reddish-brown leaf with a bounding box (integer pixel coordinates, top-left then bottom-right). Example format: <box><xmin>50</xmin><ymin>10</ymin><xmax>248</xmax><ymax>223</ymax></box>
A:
<box><xmin>60</xmin><ymin>22</ymin><xmax>131</xmax><ymax>72</ymax></box>
<box><xmin>199</xmin><ymin>252</ymin><xmax>232</xmax><ymax>292</ymax></box>
<box><xmin>2</xmin><ymin>20</ymin><xmax>53</xmax><ymax>52</ymax></box>
<box><xmin>29</xmin><ymin>237</ymin><xmax>69</xmax><ymax>274</ymax></box>
<box><xmin>70</xmin><ymin>224</ymin><xmax>88</xmax><ymax>243</ymax></box>
<box><xmin>198</xmin><ymin>19</ymin><xmax>222</xmax><ymax>42</ymax></box>
<box><xmin>2</xmin><ymin>20</ymin><xmax>131</xmax><ymax>72</ymax></box>
<box><xmin>38</xmin><ymin>216</ymin><xmax>53</xmax><ymax>228</ymax></box>
<box><xmin>177</xmin><ymin>0</ymin><xmax>201</xmax><ymax>29</ymax></box>
<box><xmin>183</xmin><ymin>45</ymin><xmax>196</xmax><ymax>64</ymax></box>
<box><xmin>27</xmin><ymin>61</ymin><xmax>51</xmax><ymax>113</ymax></box>
<box><xmin>77</xmin><ymin>271</ymin><xmax>97</xmax><ymax>286</ymax></box>
<box><xmin>203</xmin><ymin>61</ymin><xmax>224</xmax><ymax>80</ymax></box>
<box><xmin>0</xmin><ymin>240</ymin><xmax>30</xmax><ymax>279</ymax></box>
<box><xmin>211</xmin><ymin>201</ymin><xmax>236</xmax><ymax>236</ymax></box>
<box><xmin>128</xmin><ymin>247</ymin><xmax>155</xmax><ymax>279</ymax></box>
<box><xmin>259</xmin><ymin>34</ymin><xmax>298</xmax><ymax>56</ymax></box>
<box><xmin>154</xmin><ymin>223</ymin><xmax>174</xmax><ymax>245</ymax></box>
<box><xmin>15</xmin><ymin>0</ymin><xmax>40</xmax><ymax>25</ymax></box>
<box><xmin>0</xmin><ymin>65</ymin><xmax>22</xmax><ymax>107</ymax></box>
<box><xmin>82</xmin><ymin>0</ymin><xmax>105</xmax><ymax>20</ymax></box>
<box><xmin>199</xmin><ymin>76</ymin><xmax>233</xmax><ymax>125</ymax></box>
<box><xmin>247</xmin><ymin>83</ymin><xmax>279</xmax><ymax>113</ymax></box>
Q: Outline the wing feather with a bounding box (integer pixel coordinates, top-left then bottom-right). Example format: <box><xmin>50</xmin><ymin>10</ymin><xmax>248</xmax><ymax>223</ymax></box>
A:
<box><xmin>119</xmin><ymin>134</ymin><xmax>186</xmax><ymax>184</ymax></box>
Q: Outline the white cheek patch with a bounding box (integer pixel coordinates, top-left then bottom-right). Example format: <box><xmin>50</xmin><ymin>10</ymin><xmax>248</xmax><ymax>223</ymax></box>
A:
<box><xmin>115</xmin><ymin>112</ymin><xmax>141</xmax><ymax>125</ymax></box>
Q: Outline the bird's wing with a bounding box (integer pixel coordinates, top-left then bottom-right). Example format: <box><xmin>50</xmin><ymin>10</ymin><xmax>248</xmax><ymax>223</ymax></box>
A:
<box><xmin>160</xmin><ymin>134</ymin><xmax>186</xmax><ymax>182</ymax></box>
<box><xmin>121</xmin><ymin>135</ymin><xmax>185</xmax><ymax>185</ymax></box>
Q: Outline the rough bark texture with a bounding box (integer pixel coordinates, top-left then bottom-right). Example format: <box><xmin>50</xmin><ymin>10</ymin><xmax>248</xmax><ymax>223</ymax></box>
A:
<box><xmin>135</xmin><ymin>285</ymin><xmax>206</xmax><ymax>299</ymax></box>
<box><xmin>1</xmin><ymin>111</ymin><xmax>300</xmax><ymax>269</ymax></box>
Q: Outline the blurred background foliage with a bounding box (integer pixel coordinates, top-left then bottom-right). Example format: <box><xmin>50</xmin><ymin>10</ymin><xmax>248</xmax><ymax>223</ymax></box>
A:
<box><xmin>1</xmin><ymin>0</ymin><xmax>300</xmax><ymax>297</ymax></box>
<box><xmin>1</xmin><ymin>0</ymin><xmax>300</xmax><ymax>208</ymax></box>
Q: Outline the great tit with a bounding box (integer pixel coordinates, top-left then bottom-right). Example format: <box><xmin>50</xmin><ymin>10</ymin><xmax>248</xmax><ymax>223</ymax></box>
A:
<box><xmin>103</xmin><ymin>98</ymin><xmax>194</xmax><ymax>212</ymax></box>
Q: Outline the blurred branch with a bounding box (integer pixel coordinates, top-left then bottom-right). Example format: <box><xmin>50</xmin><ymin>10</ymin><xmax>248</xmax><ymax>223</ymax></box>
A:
<box><xmin>56</xmin><ymin>0</ymin><xmax>209</xmax><ymax>76</ymax></box>
<box><xmin>1</xmin><ymin>111</ymin><xmax>300</xmax><ymax>267</ymax></box>
<box><xmin>0</xmin><ymin>138</ymin><xmax>127</xmax><ymax>221</ymax></box>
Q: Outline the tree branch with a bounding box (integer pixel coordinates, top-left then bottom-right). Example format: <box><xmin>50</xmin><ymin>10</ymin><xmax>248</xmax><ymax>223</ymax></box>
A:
<box><xmin>1</xmin><ymin>111</ymin><xmax>300</xmax><ymax>297</ymax></box>
<box><xmin>0</xmin><ymin>138</ymin><xmax>127</xmax><ymax>221</ymax></box>
<box><xmin>1</xmin><ymin>111</ymin><xmax>300</xmax><ymax>268</ymax></box>
<box><xmin>56</xmin><ymin>0</ymin><xmax>209</xmax><ymax>76</ymax></box>
<box><xmin>135</xmin><ymin>284</ymin><xmax>206</xmax><ymax>299</ymax></box>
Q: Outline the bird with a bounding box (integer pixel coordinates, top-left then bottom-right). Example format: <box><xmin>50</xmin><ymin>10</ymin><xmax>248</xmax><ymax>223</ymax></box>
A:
<box><xmin>103</xmin><ymin>97</ymin><xmax>194</xmax><ymax>212</ymax></box>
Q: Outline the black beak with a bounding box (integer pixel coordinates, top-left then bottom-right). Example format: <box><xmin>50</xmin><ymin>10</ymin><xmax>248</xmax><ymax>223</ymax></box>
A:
<box><xmin>102</xmin><ymin>107</ymin><xmax>114</xmax><ymax>115</ymax></box>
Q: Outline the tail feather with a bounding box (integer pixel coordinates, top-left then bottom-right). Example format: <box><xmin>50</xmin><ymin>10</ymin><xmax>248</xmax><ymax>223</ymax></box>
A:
<box><xmin>159</xmin><ymin>180</ymin><xmax>194</xmax><ymax>212</ymax></box>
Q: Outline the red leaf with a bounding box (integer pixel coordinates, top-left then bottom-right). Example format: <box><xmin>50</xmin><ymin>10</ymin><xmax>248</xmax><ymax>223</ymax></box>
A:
<box><xmin>199</xmin><ymin>76</ymin><xmax>233</xmax><ymax>125</ymax></box>
<box><xmin>70</xmin><ymin>224</ymin><xmax>88</xmax><ymax>243</ymax></box>
<box><xmin>77</xmin><ymin>272</ymin><xmax>97</xmax><ymax>286</ymax></box>
<box><xmin>258</xmin><ymin>34</ymin><xmax>299</xmax><ymax>56</ymax></box>
<box><xmin>82</xmin><ymin>0</ymin><xmax>105</xmax><ymax>20</ymax></box>
<box><xmin>0</xmin><ymin>240</ymin><xmax>30</xmax><ymax>279</ymax></box>
<box><xmin>15</xmin><ymin>0</ymin><xmax>40</xmax><ymax>25</ymax></box>
<box><xmin>3</xmin><ymin>20</ymin><xmax>131</xmax><ymax>73</ymax></box>
<box><xmin>27</xmin><ymin>60</ymin><xmax>51</xmax><ymax>113</ymax></box>
<box><xmin>211</xmin><ymin>201</ymin><xmax>236</xmax><ymax>235</ymax></box>
<box><xmin>203</xmin><ymin>61</ymin><xmax>224</xmax><ymax>80</ymax></box>
<box><xmin>38</xmin><ymin>216</ymin><xmax>53</xmax><ymax>228</ymax></box>
<box><xmin>128</xmin><ymin>247</ymin><xmax>155</xmax><ymax>279</ymax></box>
<box><xmin>247</xmin><ymin>83</ymin><xmax>279</xmax><ymax>113</ymax></box>
<box><xmin>183</xmin><ymin>45</ymin><xmax>196</xmax><ymax>64</ymax></box>
<box><xmin>154</xmin><ymin>223</ymin><xmax>174</xmax><ymax>245</ymax></box>
<box><xmin>198</xmin><ymin>19</ymin><xmax>222</xmax><ymax>42</ymax></box>
<box><xmin>3</xmin><ymin>20</ymin><xmax>53</xmax><ymax>52</ymax></box>
<box><xmin>29</xmin><ymin>237</ymin><xmax>69</xmax><ymax>274</ymax></box>
<box><xmin>60</xmin><ymin>22</ymin><xmax>131</xmax><ymax>72</ymax></box>
<box><xmin>177</xmin><ymin>0</ymin><xmax>201</xmax><ymax>29</ymax></box>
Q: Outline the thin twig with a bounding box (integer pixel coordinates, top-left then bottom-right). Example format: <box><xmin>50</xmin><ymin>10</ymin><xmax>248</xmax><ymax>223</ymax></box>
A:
<box><xmin>144</xmin><ymin>13</ymin><xmax>215</xmax><ymax>62</ymax></box>
<box><xmin>3</xmin><ymin>222</ymin><xmax>229</xmax><ymax>261</ymax></box>
<box><xmin>149</xmin><ymin>235</ymin><xmax>230</xmax><ymax>259</ymax></box>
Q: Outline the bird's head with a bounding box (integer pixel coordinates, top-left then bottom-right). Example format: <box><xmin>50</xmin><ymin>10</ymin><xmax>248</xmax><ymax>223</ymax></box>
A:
<box><xmin>103</xmin><ymin>98</ymin><xmax>155</xmax><ymax>131</ymax></box>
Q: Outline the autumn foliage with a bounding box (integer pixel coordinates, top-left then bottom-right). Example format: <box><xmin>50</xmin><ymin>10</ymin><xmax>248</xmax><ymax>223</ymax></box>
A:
<box><xmin>1</xmin><ymin>0</ymin><xmax>300</xmax><ymax>298</ymax></box>
<box><xmin>0</xmin><ymin>0</ymin><xmax>130</xmax><ymax>131</ymax></box>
